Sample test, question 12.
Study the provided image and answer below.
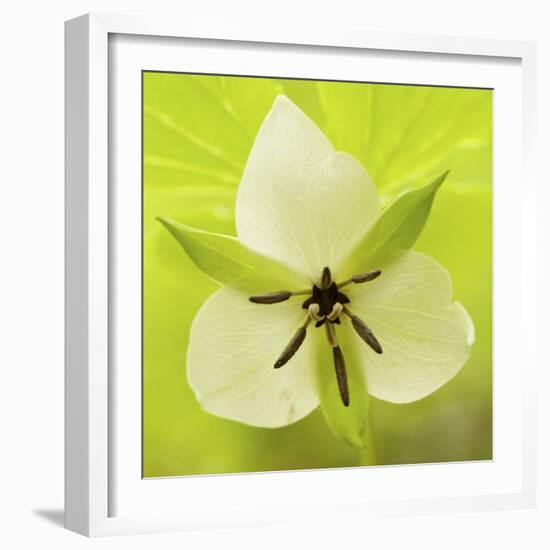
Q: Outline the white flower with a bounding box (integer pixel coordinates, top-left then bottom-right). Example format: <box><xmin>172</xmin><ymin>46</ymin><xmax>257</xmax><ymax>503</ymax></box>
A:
<box><xmin>159</xmin><ymin>96</ymin><xmax>474</xmax><ymax>446</ymax></box>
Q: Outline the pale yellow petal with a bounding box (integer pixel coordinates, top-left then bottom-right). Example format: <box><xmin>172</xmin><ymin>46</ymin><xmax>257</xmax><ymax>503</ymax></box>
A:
<box><xmin>236</xmin><ymin>95</ymin><xmax>380</xmax><ymax>282</ymax></box>
<box><xmin>346</xmin><ymin>251</ymin><xmax>474</xmax><ymax>403</ymax></box>
<box><xmin>187</xmin><ymin>287</ymin><xmax>319</xmax><ymax>427</ymax></box>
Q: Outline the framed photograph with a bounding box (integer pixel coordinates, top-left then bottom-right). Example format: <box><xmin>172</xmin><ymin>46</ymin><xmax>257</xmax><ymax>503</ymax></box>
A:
<box><xmin>65</xmin><ymin>13</ymin><xmax>537</xmax><ymax>536</ymax></box>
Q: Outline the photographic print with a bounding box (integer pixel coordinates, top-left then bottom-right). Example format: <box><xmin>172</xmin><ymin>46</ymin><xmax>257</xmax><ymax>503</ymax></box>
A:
<box><xmin>143</xmin><ymin>72</ymin><xmax>492</xmax><ymax>477</ymax></box>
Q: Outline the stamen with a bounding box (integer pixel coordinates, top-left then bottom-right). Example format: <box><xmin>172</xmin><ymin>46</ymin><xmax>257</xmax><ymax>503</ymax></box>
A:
<box><xmin>325</xmin><ymin>320</ymin><xmax>337</xmax><ymax>347</ymax></box>
<box><xmin>337</xmin><ymin>270</ymin><xmax>381</xmax><ymax>289</ymax></box>
<box><xmin>321</xmin><ymin>266</ymin><xmax>332</xmax><ymax>289</ymax></box>
<box><xmin>250</xmin><ymin>289</ymin><xmax>312</xmax><ymax>304</ymax></box>
<box><xmin>249</xmin><ymin>290</ymin><xmax>292</xmax><ymax>304</ymax></box>
<box><xmin>274</xmin><ymin>317</ymin><xmax>311</xmax><ymax>369</ymax></box>
<box><xmin>308</xmin><ymin>303</ymin><xmax>323</xmax><ymax>322</ymax></box>
<box><xmin>333</xmin><ymin>347</ymin><xmax>349</xmax><ymax>407</ymax></box>
<box><xmin>343</xmin><ymin>307</ymin><xmax>383</xmax><ymax>354</ymax></box>
<box><xmin>327</xmin><ymin>302</ymin><xmax>343</xmax><ymax>321</ymax></box>
<box><xmin>325</xmin><ymin>322</ymin><xmax>349</xmax><ymax>406</ymax></box>
<box><xmin>352</xmin><ymin>270</ymin><xmax>381</xmax><ymax>284</ymax></box>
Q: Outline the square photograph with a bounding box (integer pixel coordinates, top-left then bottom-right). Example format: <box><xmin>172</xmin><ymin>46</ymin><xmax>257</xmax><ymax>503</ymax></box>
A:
<box><xmin>142</xmin><ymin>72</ymin><xmax>492</xmax><ymax>477</ymax></box>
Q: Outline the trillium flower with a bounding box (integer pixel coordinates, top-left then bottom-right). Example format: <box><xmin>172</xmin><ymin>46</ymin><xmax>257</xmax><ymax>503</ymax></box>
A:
<box><xmin>159</xmin><ymin>96</ymin><xmax>474</xmax><ymax>448</ymax></box>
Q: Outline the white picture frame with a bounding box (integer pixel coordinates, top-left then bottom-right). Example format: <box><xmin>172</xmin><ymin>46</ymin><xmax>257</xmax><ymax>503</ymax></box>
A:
<box><xmin>65</xmin><ymin>12</ymin><xmax>537</xmax><ymax>537</ymax></box>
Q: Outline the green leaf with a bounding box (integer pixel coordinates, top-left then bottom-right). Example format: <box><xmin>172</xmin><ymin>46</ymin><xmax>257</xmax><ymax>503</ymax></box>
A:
<box><xmin>221</xmin><ymin>76</ymin><xmax>283</xmax><ymax>138</ymax></box>
<box><xmin>314</xmin><ymin>328</ymin><xmax>371</xmax><ymax>449</ymax></box>
<box><xmin>316</xmin><ymin>80</ymin><xmax>372</xmax><ymax>163</ymax></box>
<box><xmin>280</xmin><ymin>80</ymin><xmax>326</xmax><ymax>131</ymax></box>
<box><xmin>362</xmin><ymin>85</ymin><xmax>491</xmax><ymax>192</ymax></box>
<box><xmin>313</xmin><ymin>82</ymin><xmax>491</xmax><ymax>193</ymax></box>
<box><xmin>157</xmin><ymin>217</ymin><xmax>305</xmax><ymax>291</ymax></box>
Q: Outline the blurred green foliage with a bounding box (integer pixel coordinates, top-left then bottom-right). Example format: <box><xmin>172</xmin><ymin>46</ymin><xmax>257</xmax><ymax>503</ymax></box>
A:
<box><xmin>143</xmin><ymin>72</ymin><xmax>492</xmax><ymax>476</ymax></box>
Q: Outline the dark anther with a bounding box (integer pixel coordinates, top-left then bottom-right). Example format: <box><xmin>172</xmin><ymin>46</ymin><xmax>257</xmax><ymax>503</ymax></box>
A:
<box><xmin>338</xmin><ymin>270</ymin><xmax>382</xmax><ymax>289</ymax></box>
<box><xmin>352</xmin><ymin>270</ymin><xmax>381</xmax><ymax>284</ymax></box>
<box><xmin>333</xmin><ymin>347</ymin><xmax>349</xmax><ymax>407</ymax></box>
<box><xmin>249</xmin><ymin>290</ymin><xmax>292</xmax><ymax>304</ymax></box>
<box><xmin>274</xmin><ymin>324</ymin><xmax>308</xmax><ymax>368</ymax></box>
<box><xmin>325</xmin><ymin>323</ymin><xmax>349</xmax><ymax>406</ymax></box>
<box><xmin>344</xmin><ymin>308</ymin><xmax>383</xmax><ymax>354</ymax></box>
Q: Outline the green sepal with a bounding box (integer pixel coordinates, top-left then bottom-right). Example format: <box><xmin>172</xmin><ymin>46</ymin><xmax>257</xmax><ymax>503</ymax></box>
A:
<box><xmin>157</xmin><ymin>217</ymin><xmax>305</xmax><ymax>292</ymax></box>
<box><xmin>373</xmin><ymin>170</ymin><xmax>449</xmax><ymax>256</ymax></box>
<box><xmin>341</xmin><ymin>171</ymin><xmax>448</xmax><ymax>277</ymax></box>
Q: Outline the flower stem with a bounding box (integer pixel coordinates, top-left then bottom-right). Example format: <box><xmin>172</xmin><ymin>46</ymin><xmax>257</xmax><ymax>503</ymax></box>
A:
<box><xmin>357</xmin><ymin>415</ymin><xmax>377</xmax><ymax>466</ymax></box>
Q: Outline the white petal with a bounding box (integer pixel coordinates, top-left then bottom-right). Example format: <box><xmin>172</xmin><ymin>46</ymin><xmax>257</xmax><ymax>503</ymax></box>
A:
<box><xmin>187</xmin><ymin>287</ymin><xmax>319</xmax><ymax>427</ymax></box>
<box><xmin>236</xmin><ymin>95</ymin><xmax>380</xmax><ymax>283</ymax></box>
<box><xmin>346</xmin><ymin>251</ymin><xmax>474</xmax><ymax>403</ymax></box>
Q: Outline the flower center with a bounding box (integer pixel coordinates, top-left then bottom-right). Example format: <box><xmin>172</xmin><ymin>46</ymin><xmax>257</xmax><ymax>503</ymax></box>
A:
<box><xmin>301</xmin><ymin>267</ymin><xmax>351</xmax><ymax>328</ymax></box>
<box><xmin>249</xmin><ymin>266</ymin><xmax>383</xmax><ymax>407</ymax></box>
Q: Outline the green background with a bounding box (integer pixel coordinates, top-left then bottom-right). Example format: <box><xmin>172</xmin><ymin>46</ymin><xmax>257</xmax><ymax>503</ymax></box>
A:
<box><xmin>143</xmin><ymin>72</ymin><xmax>492</xmax><ymax>477</ymax></box>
